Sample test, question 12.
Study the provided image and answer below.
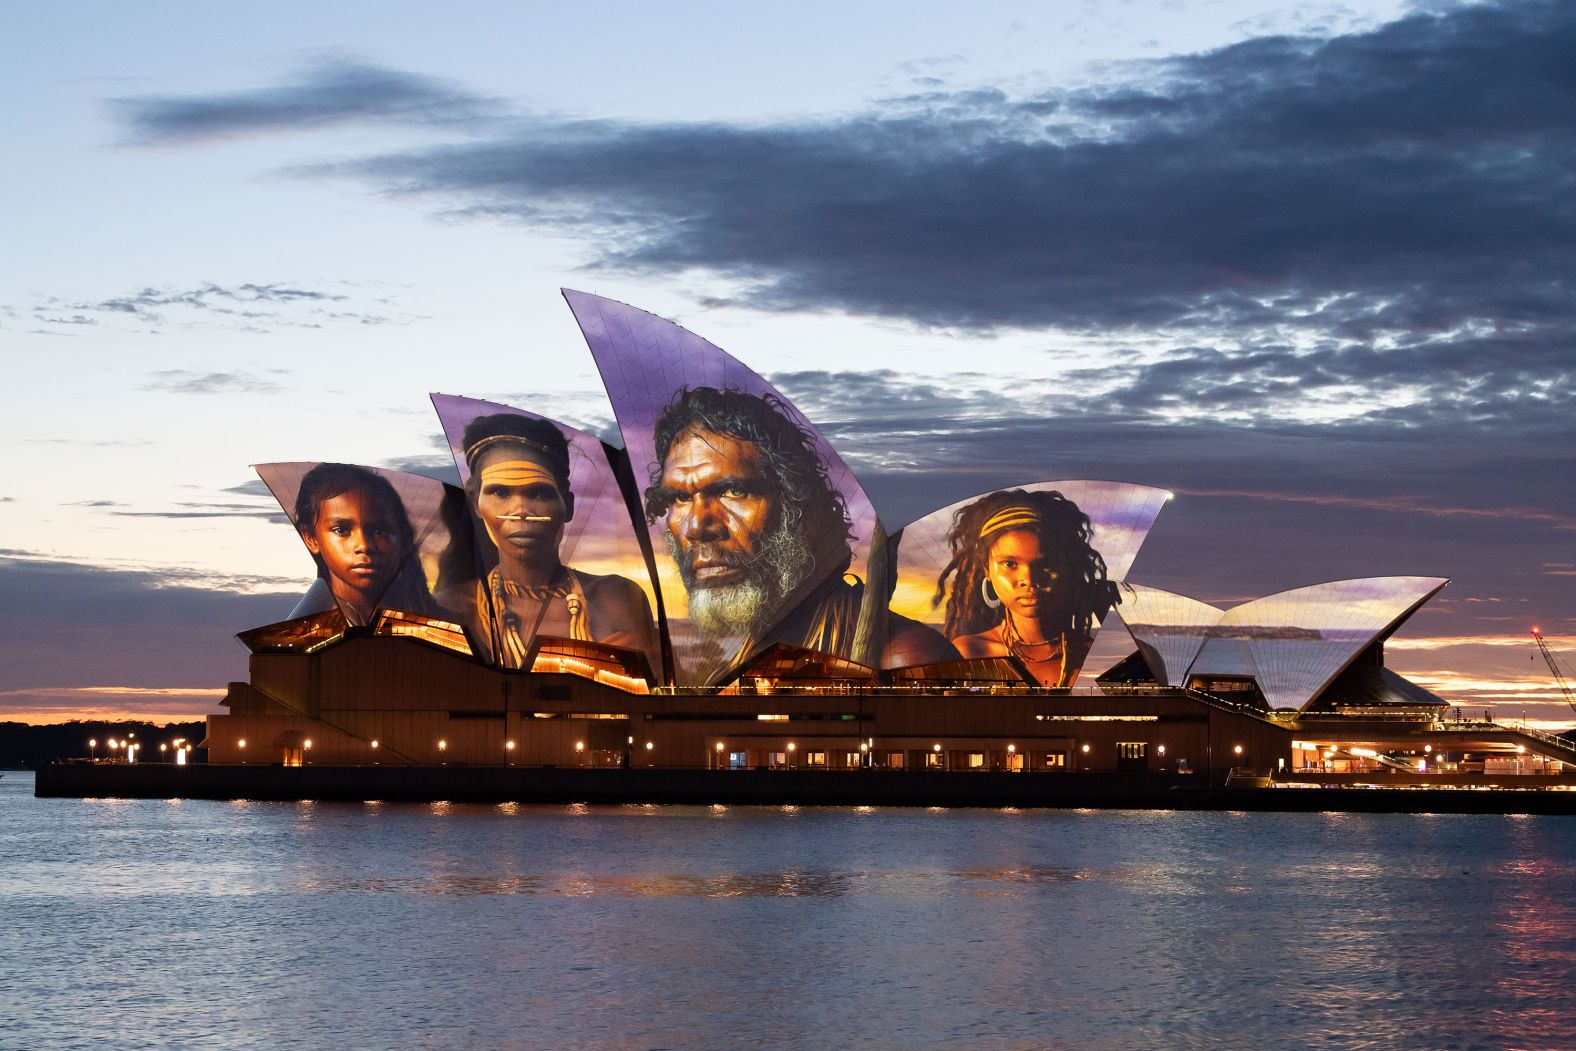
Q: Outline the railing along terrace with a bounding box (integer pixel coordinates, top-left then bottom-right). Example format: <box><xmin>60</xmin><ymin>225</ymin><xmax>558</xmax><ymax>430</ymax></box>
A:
<box><xmin>647</xmin><ymin>682</ymin><xmax>1169</xmax><ymax>697</ymax></box>
<box><xmin>1504</xmin><ymin>722</ymin><xmax>1576</xmax><ymax>755</ymax></box>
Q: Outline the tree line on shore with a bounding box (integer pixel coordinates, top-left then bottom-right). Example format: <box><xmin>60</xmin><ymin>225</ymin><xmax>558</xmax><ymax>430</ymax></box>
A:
<box><xmin>0</xmin><ymin>721</ymin><xmax>208</xmax><ymax>768</ymax></box>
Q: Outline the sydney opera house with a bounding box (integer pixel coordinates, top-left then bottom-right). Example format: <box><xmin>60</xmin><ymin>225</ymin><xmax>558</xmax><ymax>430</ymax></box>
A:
<box><xmin>202</xmin><ymin>292</ymin><xmax>1576</xmax><ymax>789</ymax></box>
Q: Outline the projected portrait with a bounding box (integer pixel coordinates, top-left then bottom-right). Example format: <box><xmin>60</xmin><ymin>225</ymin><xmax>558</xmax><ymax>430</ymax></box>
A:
<box><xmin>935</xmin><ymin>490</ymin><xmax>1119</xmax><ymax>687</ymax></box>
<box><xmin>887</xmin><ymin>481</ymin><xmax>1170</xmax><ymax>687</ymax></box>
<box><xmin>259</xmin><ymin>462</ymin><xmax>458</xmax><ymax>628</ymax></box>
<box><xmin>433</xmin><ymin>397</ymin><xmax>660</xmax><ymax>676</ymax></box>
<box><xmin>643</xmin><ymin>387</ymin><xmax>857</xmax><ymax>660</ymax></box>
<box><xmin>640</xmin><ymin>387</ymin><xmax>960</xmax><ymax>681</ymax></box>
<box><xmin>565</xmin><ymin>290</ymin><xmax>951</xmax><ymax>685</ymax></box>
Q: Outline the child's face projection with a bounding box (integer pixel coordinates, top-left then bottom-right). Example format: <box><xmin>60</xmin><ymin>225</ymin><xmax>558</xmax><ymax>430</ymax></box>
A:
<box><xmin>303</xmin><ymin>485</ymin><xmax>402</xmax><ymax>603</ymax></box>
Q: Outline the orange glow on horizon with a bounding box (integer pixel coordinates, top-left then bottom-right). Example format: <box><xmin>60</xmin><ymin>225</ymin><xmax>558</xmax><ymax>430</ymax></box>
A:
<box><xmin>0</xmin><ymin>707</ymin><xmax>223</xmax><ymax>726</ymax></box>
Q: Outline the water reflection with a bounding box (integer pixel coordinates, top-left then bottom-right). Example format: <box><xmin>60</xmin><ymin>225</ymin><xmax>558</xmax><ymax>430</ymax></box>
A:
<box><xmin>8</xmin><ymin>775</ymin><xmax>1576</xmax><ymax>1051</ymax></box>
<box><xmin>291</xmin><ymin>862</ymin><xmax>1119</xmax><ymax>900</ymax></box>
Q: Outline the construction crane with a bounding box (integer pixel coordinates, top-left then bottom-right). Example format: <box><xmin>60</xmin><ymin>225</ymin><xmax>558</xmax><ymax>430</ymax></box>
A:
<box><xmin>1531</xmin><ymin>627</ymin><xmax>1576</xmax><ymax>716</ymax></box>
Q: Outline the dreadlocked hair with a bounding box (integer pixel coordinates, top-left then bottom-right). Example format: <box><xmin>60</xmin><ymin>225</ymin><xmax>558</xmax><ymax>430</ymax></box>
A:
<box><xmin>933</xmin><ymin>488</ymin><xmax>1120</xmax><ymax>640</ymax></box>
<box><xmin>644</xmin><ymin>386</ymin><xmax>854</xmax><ymax>567</ymax></box>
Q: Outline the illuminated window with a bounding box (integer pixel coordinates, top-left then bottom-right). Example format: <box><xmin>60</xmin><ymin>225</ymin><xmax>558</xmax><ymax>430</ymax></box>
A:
<box><xmin>967</xmin><ymin>752</ymin><xmax>986</xmax><ymax>769</ymax></box>
<box><xmin>1117</xmin><ymin>742</ymin><xmax>1148</xmax><ymax>760</ymax></box>
<box><xmin>806</xmin><ymin>751</ymin><xmax>827</xmax><ymax>768</ymax></box>
<box><xmin>1043</xmin><ymin>753</ymin><xmax>1067</xmax><ymax>769</ymax></box>
<box><xmin>925</xmin><ymin>751</ymin><xmax>944</xmax><ymax>770</ymax></box>
<box><xmin>886</xmin><ymin>751</ymin><xmax>905</xmax><ymax>769</ymax></box>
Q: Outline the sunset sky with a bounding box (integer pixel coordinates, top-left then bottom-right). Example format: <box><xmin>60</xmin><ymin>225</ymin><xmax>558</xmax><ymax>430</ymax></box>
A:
<box><xmin>3</xmin><ymin>0</ymin><xmax>1572</xmax><ymax>724</ymax></box>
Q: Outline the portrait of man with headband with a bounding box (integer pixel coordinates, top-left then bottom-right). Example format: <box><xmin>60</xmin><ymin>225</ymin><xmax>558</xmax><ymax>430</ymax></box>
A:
<box><xmin>443</xmin><ymin>413</ymin><xmax>660</xmax><ymax>675</ymax></box>
<box><xmin>934</xmin><ymin>488</ymin><xmax>1121</xmax><ymax>688</ymax></box>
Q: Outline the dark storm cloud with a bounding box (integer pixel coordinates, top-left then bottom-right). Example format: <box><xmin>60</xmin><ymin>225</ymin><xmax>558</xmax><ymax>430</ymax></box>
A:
<box><xmin>141</xmin><ymin>370</ymin><xmax>284</xmax><ymax>394</ymax></box>
<box><xmin>760</xmin><ymin>362</ymin><xmax>1574</xmax><ymax>638</ymax></box>
<box><xmin>106</xmin><ymin>3</ymin><xmax>1574</xmax><ymax>443</ymax></box>
<box><xmin>228</xmin><ymin>0</ymin><xmax>1571</xmax><ymax>342</ymax></box>
<box><xmin>0</xmin><ymin>553</ymin><xmax>300</xmax><ymax>692</ymax></box>
<box><xmin>114</xmin><ymin>59</ymin><xmax>499</xmax><ymax>143</ymax></box>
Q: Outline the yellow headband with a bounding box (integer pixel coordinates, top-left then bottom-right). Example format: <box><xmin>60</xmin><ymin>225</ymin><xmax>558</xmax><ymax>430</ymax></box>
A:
<box><xmin>479</xmin><ymin>460</ymin><xmax>558</xmax><ymax>490</ymax></box>
<box><xmin>464</xmin><ymin>433</ymin><xmax>567</xmax><ymax>470</ymax></box>
<box><xmin>979</xmin><ymin>506</ymin><xmax>1041</xmax><ymax>538</ymax></box>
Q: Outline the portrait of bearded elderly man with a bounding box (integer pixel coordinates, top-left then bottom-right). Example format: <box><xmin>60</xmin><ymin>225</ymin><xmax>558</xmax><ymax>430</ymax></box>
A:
<box><xmin>643</xmin><ymin>386</ymin><xmax>956</xmax><ymax>677</ymax></box>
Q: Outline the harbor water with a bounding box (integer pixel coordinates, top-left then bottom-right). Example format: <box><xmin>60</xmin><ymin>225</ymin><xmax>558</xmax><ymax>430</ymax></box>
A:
<box><xmin>4</xmin><ymin>771</ymin><xmax>1575</xmax><ymax>1049</ymax></box>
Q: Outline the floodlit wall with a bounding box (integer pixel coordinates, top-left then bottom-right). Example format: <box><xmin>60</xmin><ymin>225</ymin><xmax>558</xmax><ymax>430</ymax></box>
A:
<box><xmin>208</xmin><ymin>634</ymin><xmax>1292</xmax><ymax>778</ymax></box>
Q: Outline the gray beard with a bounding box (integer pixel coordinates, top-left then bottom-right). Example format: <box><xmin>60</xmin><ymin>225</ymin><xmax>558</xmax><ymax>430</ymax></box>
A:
<box><xmin>669</xmin><ymin>518</ymin><xmax>815</xmax><ymax>638</ymax></box>
<box><xmin>687</xmin><ymin>579</ymin><xmax>770</xmax><ymax>639</ymax></box>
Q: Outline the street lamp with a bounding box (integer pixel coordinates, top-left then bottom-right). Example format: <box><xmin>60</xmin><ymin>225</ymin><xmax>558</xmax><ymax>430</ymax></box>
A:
<box><xmin>88</xmin><ymin>738</ymin><xmax>97</xmax><ymax>761</ymax></box>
